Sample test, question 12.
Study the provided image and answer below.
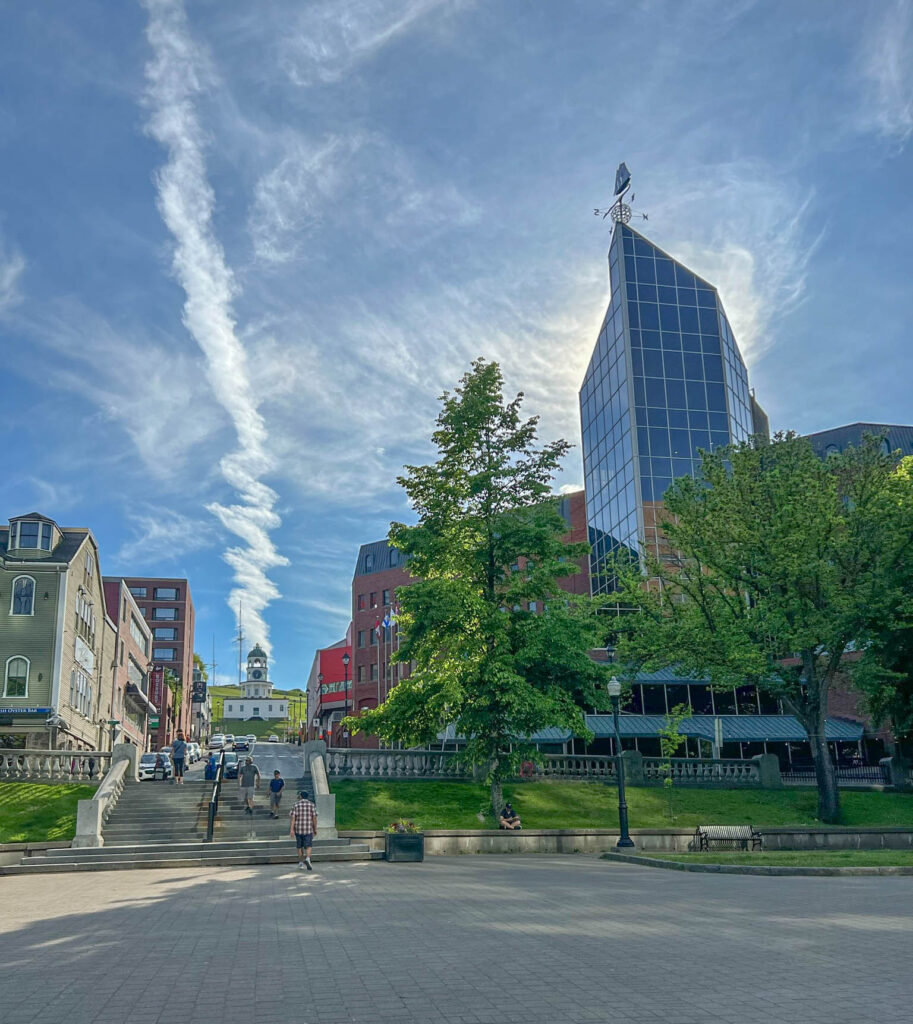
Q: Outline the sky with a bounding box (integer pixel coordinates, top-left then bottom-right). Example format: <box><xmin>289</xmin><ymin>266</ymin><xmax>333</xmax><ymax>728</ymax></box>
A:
<box><xmin>1</xmin><ymin>0</ymin><xmax>911</xmax><ymax>687</ymax></box>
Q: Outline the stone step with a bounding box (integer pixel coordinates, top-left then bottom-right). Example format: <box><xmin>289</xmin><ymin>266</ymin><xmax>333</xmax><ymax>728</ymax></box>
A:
<box><xmin>36</xmin><ymin>838</ymin><xmax>354</xmax><ymax>858</ymax></box>
<box><xmin>1</xmin><ymin>847</ymin><xmax>379</xmax><ymax>875</ymax></box>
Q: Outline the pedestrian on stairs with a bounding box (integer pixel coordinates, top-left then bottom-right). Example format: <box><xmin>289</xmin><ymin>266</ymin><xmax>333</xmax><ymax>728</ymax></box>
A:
<box><xmin>268</xmin><ymin>770</ymin><xmax>285</xmax><ymax>818</ymax></box>
<box><xmin>289</xmin><ymin>790</ymin><xmax>318</xmax><ymax>870</ymax></box>
<box><xmin>171</xmin><ymin>732</ymin><xmax>188</xmax><ymax>785</ymax></box>
<box><xmin>238</xmin><ymin>757</ymin><xmax>261</xmax><ymax>814</ymax></box>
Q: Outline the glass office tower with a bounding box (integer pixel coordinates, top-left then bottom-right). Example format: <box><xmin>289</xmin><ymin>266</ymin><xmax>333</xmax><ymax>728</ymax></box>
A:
<box><xmin>580</xmin><ymin>223</ymin><xmax>755</xmax><ymax>595</ymax></box>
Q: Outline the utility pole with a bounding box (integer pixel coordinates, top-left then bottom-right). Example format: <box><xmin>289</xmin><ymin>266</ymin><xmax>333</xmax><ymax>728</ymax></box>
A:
<box><xmin>234</xmin><ymin>599</ymin><xmax>244</xmax><ymax>686</ymax></box>
<box><xmin>209</xmin><ymin>635</ymin><xmax>217</xmax><ymax>737</ymax></box>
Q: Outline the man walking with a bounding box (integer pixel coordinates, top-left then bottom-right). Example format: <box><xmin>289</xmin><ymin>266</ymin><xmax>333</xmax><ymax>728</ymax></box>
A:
<box><xmin>268</xmin><ymin>770</ymin><xmax>285</xmax><ymax>818</ymax></box>
<box><xmin>289</xmin><ymin>789</ymin><xmax>318</xmax><ymax>870</ymax></box>
<box><xmin>171</xmin><ymin>732</ymin><xmax>187</xmax><ymax>786</ymax></box>
<box><xmin>238</xmin><ymin>756</ymin><xmax>260</xmax><ymax>814</ymax></box>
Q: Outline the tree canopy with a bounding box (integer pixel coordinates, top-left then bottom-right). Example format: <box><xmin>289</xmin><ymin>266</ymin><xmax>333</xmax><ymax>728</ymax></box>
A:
<box><xmin>347</xmin><ymin>359</ymin><xmax>607</xmax><ymax>812</ymax></box>
<box><xmin>610</xmin><ymin>433</ymin><xmax>913</xmax><ymax>823</ymax></box>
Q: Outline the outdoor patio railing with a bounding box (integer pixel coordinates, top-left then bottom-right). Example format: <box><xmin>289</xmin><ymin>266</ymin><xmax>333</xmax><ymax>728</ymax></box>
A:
<box><xmin>0</xmin><ymin>749</ymin><xmax>112</xmax><ymax>782</ymax></box>
<box><xmin>643</xmin><ymin>756</ymin><xmax>761</xmax><ymax>786</ymax></box>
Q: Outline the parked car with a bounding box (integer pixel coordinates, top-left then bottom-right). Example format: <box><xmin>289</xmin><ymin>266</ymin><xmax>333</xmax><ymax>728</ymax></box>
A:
<box><xmin>246</xmin><ymin>734</ymin><xmax>256</xmax><ymax>745</ymax></box>
<box><xmin>139</xmin><ymin>752</ymin><xmax>173</xmax><ymax>781</ymax></box>
<box><xmin>233</xmin><ymin>736</ymin><xmax>250</xmax><ymax>752</ymax></box>
<box><xmin>209</xmin><ymin>734</ymin><xmax>226</xmax><ymax>749</ymax></box>
<box><xmin>222</xmin><ymin>752</ymin><xmax>240</xmax><ymax>779</ymax></box>
<box><xmin>224</xmin><ymin>734</ymin><xmax>236</xmax><ymax>749</ymax></box>
<box><xmin>188</xmin><ymin>742</ymin><xmax>201</xmax><ymax>763</ymax></box>
<box><xmin>268</xmin><ymin>734</ymin><xmax>279</xmax><ymax>743</ymax></box>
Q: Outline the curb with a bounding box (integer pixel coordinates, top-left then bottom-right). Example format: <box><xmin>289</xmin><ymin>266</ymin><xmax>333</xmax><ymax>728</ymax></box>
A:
<box><xmin>601</xmin><ymin>852</ymin><xmax>913</xmax><ymax>876</ymax></box>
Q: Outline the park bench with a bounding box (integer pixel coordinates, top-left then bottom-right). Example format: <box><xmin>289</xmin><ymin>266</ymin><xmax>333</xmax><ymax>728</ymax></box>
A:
<box><xmin>692</xmin><ymin>824</ymin><xmax>762</xmax><ymax>852</ymax></box>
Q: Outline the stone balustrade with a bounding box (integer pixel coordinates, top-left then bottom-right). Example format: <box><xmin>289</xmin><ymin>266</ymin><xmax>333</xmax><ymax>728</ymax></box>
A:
<box><xmin>327</xmin><ymin>748</ymin><xmax>463</xmax><ymax>779</ymax></box>
<box><xmin>0</xmin><ymin>749</ymin><xmax>111</xmax><ymax>783</ymax></box>
<box><xmin>325</xmin><ymin>748</ymin><xmax>783</xmax><ymax>787</ymax></box>
<box><xmin>643</xmin><ymin>756</ymin><xmax>761</xmax><ymax>786</ymax></box>
<box><xmin>537</xmin><ymin>755</ymin><xmax>617</xmax><ymax>780</ymax></box>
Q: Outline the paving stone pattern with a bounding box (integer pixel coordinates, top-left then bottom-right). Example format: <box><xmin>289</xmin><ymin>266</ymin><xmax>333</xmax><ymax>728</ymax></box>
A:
<box><xmin>0</xmin><ymin>856</ymin><xmax>909</xmax><ymax>1023</ymax></box>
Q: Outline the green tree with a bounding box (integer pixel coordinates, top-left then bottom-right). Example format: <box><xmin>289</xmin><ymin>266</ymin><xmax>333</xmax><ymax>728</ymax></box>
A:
<box><xmin>193</xmin><ymin>653</ymin><xmax>208</xmax><ymax>683</ymax></box>
<box><xmin>658</xmin><ymin>703</ymin><xmax>691</xmax><ymax>820</ymax></box>
<box><xmin>852</xmin><ymin>458</ymin><xmax>913</xmax><ymax>759</ymax></box>
<box><xmin>611</xmin><ymin>433</ymin><xmax>910</xmax><ymax>823</ymax></box>
<box><xmin>346</xmin><ymin>359</ymin><xmax>607</xmax><ymax>813</ymax></box>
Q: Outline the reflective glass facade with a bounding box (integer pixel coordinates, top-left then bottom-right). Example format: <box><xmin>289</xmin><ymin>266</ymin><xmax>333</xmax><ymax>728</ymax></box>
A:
<box><xmin>580</xmin><ymin>224</ymin><xmax>752</xmax><ymax>594</ymax></box>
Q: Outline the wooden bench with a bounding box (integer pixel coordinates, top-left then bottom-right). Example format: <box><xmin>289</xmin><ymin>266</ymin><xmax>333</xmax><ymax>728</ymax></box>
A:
<box><xmin>693</xmin><ymin>824</ymin><xmax>762</xmax><ymax>852</ymax></box>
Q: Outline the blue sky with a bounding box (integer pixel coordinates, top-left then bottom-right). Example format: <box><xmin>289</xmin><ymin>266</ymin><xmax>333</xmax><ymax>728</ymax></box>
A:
<box><xmin>1</xmin><ymin>0</ymin><xmax>911</xmax><ymax>686</ymax></box>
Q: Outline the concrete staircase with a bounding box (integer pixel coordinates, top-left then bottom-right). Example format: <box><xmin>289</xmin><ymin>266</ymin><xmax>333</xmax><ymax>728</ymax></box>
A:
<box><xmin>2</xmin><ymin>779</ymin><xmax>378</xmax><ymax>874</ymax></box>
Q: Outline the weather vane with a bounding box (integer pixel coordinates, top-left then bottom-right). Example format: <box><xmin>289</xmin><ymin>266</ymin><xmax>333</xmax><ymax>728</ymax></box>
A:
<box><xmin>594</xmin><ymin>162</ymin><xmax>648</xmax><ymax>223</ymax></box>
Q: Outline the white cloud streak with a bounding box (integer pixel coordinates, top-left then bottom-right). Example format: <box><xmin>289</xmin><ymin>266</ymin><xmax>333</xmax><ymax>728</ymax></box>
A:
<box><xmin>117</xmin><ymin>508</ymin><xmax>215</xmax><ymax>564</ymax></box>
<box><xmin>279</xmin><ymin>0</ymin><xmax>457</xmax><ymax>86</ymax></box>
<box><xmin>858</xmin><ymin>0</ymin><xmax>913</xmax><ymax>144</ymax></box>
<box><xmin>143</xmin><ymin>0</ymin><xmax>288</xmax><ymax>652</ymax></box>
<box><xmin>0</xmin><ymin>235</ymin><xmax>25</xmax><ymax>312</ymax></box>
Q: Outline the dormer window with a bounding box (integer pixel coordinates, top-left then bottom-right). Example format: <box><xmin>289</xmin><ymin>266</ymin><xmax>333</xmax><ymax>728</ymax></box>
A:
<box><xmin>9</xmin><ymin>520</ymin><xmax>54</xmax><ymax>551</ymax></box>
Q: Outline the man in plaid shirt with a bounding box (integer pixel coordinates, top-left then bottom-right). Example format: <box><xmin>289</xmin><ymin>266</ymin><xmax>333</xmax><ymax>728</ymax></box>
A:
<box><xmin>289</xmin><ymin>789</ymin><xmax>318</xmax><ymax>870</ymax></box>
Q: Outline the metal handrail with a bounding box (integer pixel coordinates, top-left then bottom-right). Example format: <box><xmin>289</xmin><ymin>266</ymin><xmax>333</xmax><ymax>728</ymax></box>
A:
<box><xmin>205</xmin><ymin>750</ymin><xmax>225</xmax><ymax>842</ymax></box>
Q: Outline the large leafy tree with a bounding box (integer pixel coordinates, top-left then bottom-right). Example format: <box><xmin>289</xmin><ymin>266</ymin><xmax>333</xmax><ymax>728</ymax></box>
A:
<box><xmin>852</xmin><ymin>458</ymin><xmax>913</xmax><ymax>759</ymax></box>
<box><xmin>611</xmin><ymin>433</ymin><xmax>910</xmax><ymax>823</ymax></box>
<box><xmin>347</xmin><ymin>359</ymin><xmax>607</xmax><ymax>813</ymax></box>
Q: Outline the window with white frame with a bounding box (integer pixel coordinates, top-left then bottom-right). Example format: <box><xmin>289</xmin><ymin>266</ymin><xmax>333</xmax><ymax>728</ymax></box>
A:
<box><xmin>11</xmin><ymin>576</ymin><xmax>35</xmax><ymax>615</ymax></box>
<box><xmin>4</xmin><ymin>656</ymin><xmax>29</xmax><ymax>698</ymax></box>
<box><xmin>70</xmin><ymin>667</ymin><xmax>91</xmax><ymax>715</ymax></box>
<box><xmin>75</xmin><ymin>589</ymin><xmax>96</xmax><ymax>646</ymax></box>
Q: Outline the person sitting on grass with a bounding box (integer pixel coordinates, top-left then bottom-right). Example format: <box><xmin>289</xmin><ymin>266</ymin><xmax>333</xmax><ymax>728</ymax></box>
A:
<box><xmin>499</xmin><ymin>801</ymin><xmax>522</xmax><ymax>830</ymax></box>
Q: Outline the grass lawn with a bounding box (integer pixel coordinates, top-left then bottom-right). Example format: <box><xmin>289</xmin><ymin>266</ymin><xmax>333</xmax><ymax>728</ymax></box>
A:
<box><xmin>641</xmin><ymin>850</ymin><xmax>913</xmax><ymax>867</ymax></box>
<box><xmin>0</xmin><ymin>782</ymin><xmax>96</xmax><ymax>843</ymax></box>
<box><xmin>333</xmin><ymin>779</ymin><xmax>913</xmax><ymax>831</ymax></box>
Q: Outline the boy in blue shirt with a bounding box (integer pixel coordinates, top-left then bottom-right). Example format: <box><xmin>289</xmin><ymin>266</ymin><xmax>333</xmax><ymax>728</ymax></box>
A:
<box><xmin>268</xmin><ymin>770</ymin><xmax>285</xmax><ymax>818</ymax></box>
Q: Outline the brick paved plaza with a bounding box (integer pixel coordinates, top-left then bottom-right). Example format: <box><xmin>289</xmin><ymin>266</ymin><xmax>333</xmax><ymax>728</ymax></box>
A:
<box><xmin>1</xmin><ymin>856</ymin><xmax>909</xmax><ymax>1024</ymax></box>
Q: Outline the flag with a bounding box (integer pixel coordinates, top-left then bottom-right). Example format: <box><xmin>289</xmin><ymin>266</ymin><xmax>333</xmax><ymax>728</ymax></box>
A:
<box><xmin>382</xmin><ymin>613</ymin><xmax>391</xmax><ymax>629</ymax></box>
<box><xmin>374</xmin><ymin>619</ymin><xmax>382</xmax><ymax>637</ymax></box>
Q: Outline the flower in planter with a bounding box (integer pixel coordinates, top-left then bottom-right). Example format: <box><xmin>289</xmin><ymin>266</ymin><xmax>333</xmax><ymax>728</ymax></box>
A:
<box><xmin>385</xmin><ymin>818</ymin><xmax>421</xmax><ymax>833</ymax></box>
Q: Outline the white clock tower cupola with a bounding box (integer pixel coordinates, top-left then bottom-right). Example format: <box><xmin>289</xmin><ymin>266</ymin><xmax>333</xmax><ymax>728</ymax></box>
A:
<box><xmin>242</xmin><ymin>643</ymin><xmax>272</xmax><ymax>699</ymax></box>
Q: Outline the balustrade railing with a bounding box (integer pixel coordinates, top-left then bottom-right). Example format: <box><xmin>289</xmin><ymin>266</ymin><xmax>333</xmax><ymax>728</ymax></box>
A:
<box><xmin>326</xmin><ymin>748</ymin><xmax>463</xmax><ymax>778</ymax></box>
<box><xmin>0</xmin><ymin>749</ymin><xmax>111</xmax><ymax>782</ymax></box>
<box><xmin>537</xmin><ymin>755</ymin><xmax>617</xmax><ymax>780</ymax></box>
<box><xmin>643</xmin><ymin>756</ymin><xmax>760</xmax><ymax>786</ymax></box>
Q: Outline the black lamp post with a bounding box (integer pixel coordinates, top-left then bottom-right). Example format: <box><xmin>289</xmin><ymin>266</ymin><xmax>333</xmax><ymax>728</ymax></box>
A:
<box><xmin>342</xmin><ymin>652</ymin><xmax>351</xmax><ymax>748</ymax></box>
<box><xmin>316</xmin><ymin>673</ymin><xmax>324</xmax><ymax>745</ymax></box>
<box><xmin>608</xmin><ymin>677</ymin><xmax>635</xmax><ymax>849</ymax></box>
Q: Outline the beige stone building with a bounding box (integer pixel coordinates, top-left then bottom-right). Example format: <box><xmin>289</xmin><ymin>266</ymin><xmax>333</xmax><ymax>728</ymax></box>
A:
<box><xmin>0</xmin><ymin>513</ymin><xmax>117</xmax><ymax>751</ymax></box>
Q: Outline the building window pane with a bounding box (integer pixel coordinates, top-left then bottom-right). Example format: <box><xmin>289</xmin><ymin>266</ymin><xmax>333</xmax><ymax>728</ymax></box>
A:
<box><xmin>153</xmin><ymin>587</ymin><xmax>179</xmax><ymax>600</ymax></box>
<box><xmin>16</xmin><ymin>522</ymin><xmax>40</xmax><ymax>548</ymax></box>
<box><xmin>4</xmin><ymin>657</ymin><xmax>29</xmax><ymax>698</ymax></box>
<box><xmin>11</xmin><ymin>577</ymin><xmax>35</xmax><ymax>615</ymax></box>
<box><xmin>153</xmin><ymin>647</ymin><xmax>176</xmax><ymax>660</ymax></box>
<box><xmin>40</xmin><ymin>523</ymin><xmax>53</xmax><ymax>550</ymax></box>
<box><xmin>152</xmin><ymin>608</ymin><xmax>179</xmax><ymax>620</ymax></box>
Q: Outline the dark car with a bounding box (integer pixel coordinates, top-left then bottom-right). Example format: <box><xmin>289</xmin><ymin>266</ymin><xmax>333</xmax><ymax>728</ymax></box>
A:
<box><xmin>222</xmin><ymin>752</ymin><xmax>240</xmax><ymax>779</ymax></box>
<box><xmin>233</xmin><ymin>737</ymin><xmax>250</xmax><ymax>752</ymax></box>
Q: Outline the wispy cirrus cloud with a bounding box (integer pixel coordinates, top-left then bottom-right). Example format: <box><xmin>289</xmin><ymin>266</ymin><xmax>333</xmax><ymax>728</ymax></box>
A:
<box><xmin>249</xmin><ymin>130</ymin><xmax>479</xmax><ymax>264</ymax></box>
<box><xmin>117</xmin><ymin>508</ymin><xmax>215</xmax><ymax>564</ymax></box>
<box><xmin>857</xmin><ymin>0</ymin><xmax>913</xmax><ymax>145</ymax></box>
<box><xmin>0</xmin><ymin>234</ymin><xmax>25</xmax><ymax>312</ymax></box>
<box><xmin>279</xmin><ymin>0</ymin><xmax>463</xmax><ymax>86</ymax></box>
<box><xmin>143</xmin><ymin>0</ymin><xmax>288</xmax><ymax>653</ymax></box>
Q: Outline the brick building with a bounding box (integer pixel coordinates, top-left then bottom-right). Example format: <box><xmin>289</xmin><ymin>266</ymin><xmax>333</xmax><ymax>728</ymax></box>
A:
<box><xmin>348</xmin><ymin>491</ymin><xmax>590</xmax><ymax>749</ymax></box>
<box><xmin>101</xmin><ymin>579</ymin><xmax>156</xmax><ymax>749</ymax></box>
<box><xmin>119</xmin><ymin>577</ymin><xmax>194</xmax><ymax>748</ymax></box>
<box><xmin>306</xmin><ymin>637</ymin><xmax>353</xmax><ymax>745</ymax></box>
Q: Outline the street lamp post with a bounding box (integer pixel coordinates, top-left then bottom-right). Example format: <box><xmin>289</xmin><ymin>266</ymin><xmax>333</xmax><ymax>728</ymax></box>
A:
<box><xmin>342</xmin><ymin>652</ymin><xmax>351</xmax><ymax>749</ymax></box>
<box><xmin>317</xmin><ymin>674</ymin><xmax>324</xmax><ymax>745</ymax></box>
<box><xmin>608</xmin><ymin>677</ymin><xmax>635</xmax><ymax>849</ymax></box>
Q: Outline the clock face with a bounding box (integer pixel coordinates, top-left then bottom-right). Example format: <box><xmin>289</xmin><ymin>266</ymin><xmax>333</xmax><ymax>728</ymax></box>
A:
<box><xmin>251</xmin><ymin>669</ymin><xmax>262</xmax><ymax>679</ymax></box>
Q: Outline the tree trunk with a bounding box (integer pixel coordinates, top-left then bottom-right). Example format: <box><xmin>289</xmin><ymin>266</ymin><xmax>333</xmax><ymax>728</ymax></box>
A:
<box><xmin>805</xmin><ymin>710</ymin><xmax>840</xmax><ymax>823</ymax></box>
<box><xmin>490</xmin><ymin>777</ymin><xmax>503</xmax><ymax>818</ymax></box>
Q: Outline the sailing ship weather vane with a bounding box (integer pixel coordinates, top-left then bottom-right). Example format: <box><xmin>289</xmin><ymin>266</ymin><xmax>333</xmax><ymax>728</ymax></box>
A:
<box><xmin>594</xmin><ymin>162</ymin><xmax>648</xmax><ymax>224</ymax></box>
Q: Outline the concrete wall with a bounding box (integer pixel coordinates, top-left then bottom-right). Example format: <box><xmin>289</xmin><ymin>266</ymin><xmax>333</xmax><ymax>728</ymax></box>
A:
<box><xmin>339</xmin><ymin>826</ymin><xmax>913</xmax><ymax>856</ymax></box>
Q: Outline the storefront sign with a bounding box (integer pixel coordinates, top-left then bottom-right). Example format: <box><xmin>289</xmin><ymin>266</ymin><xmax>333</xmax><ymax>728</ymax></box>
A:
<box><xmin>0</xmin><ymin>706</ymin><xmax>52</xmax><ymax>714</ymax></box>
<box><xmin>150</xmin><ymin>666</ymin><xmax>165</xmax><ymax>709</ymax></box>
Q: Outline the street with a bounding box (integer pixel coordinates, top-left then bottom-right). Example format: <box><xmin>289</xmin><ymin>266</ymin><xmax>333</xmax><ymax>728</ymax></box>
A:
<box><xmin>1</xmin><ymin>856</ymin><xmax>910</xmax><ymax>1024</ymax></box>
<box><xmin>189</xmin><ymin>740</ymin><xmax>308</xmax><ymax>784</ymax></box>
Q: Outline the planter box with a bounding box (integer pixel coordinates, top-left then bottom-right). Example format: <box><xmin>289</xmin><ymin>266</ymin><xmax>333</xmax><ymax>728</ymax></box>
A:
<box><xmin>385</xmin><ymin>831</ymin><xmax>424</xmax><ymax>862</ymax></box>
